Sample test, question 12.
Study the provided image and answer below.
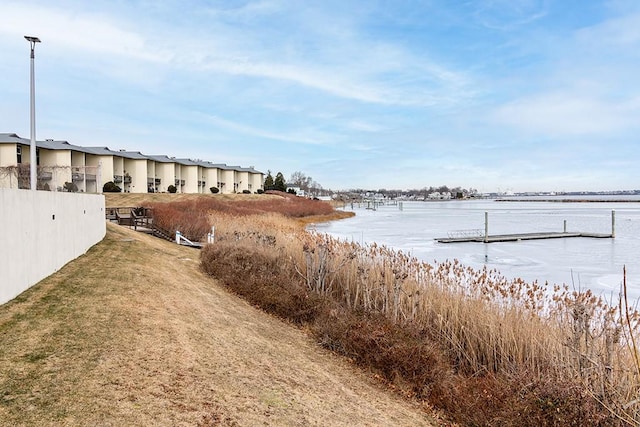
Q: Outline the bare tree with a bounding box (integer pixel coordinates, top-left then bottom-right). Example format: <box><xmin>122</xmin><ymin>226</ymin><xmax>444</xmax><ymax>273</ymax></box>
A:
<box><xmin>289</xmin><ymin>171</ymin><xmax>314</xmax><ymax>193</ymax></box>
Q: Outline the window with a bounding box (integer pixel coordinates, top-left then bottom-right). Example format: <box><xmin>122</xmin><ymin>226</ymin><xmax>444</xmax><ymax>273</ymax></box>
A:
<box><xmin>16</xmin><ymin>145</ymin><xmax>22</xmax><ymax>163</ymax></box>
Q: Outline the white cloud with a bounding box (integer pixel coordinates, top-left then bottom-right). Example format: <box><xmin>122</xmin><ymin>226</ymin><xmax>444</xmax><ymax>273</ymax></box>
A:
<box><xmin>347</xmin><ymin>120</ymin><xmax>386</xmax><ymax>133</ymax></box>
<box><xmin>202</xmin><ymin>0</ymin><xmax>282</xmax><ymax>21</ymax></box>
<box><xmin>472</xmin><ymin>0</ymin><xmax>548</xmax><ymax>31</ymax></box>
<box><xmin>491</xmin><ymin>92</ymin><xmax>638</xmax><ymax>136</ymax></box>
<box><xmin>575</xmin><ymin>11</ymin><xmax>640</xmax><ymax>47</ymax></box>
<box><xmin>197</xmin><ymin>113</ymin><xmax>336</xmax><ymax>146</ymax></box>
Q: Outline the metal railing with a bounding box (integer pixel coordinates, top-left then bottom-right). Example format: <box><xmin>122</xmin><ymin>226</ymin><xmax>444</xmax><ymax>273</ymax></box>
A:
<box><xmin>446</xmin><ymin>229</ymin><xmax>484</xmax><ymax>239</ymax></box>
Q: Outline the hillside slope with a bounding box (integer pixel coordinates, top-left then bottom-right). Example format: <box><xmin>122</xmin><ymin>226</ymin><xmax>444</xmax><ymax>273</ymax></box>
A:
<box><xmin>0</xmin><ymin>223</ymin><xmax>437</xmax><ymax>426</ymax></box>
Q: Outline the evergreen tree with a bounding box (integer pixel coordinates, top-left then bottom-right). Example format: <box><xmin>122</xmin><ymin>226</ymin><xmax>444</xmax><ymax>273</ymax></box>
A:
<box><xmin>264</xmin><ymin>170</ymin><xmax>274</xmax><ymax>190</ymax></box>
<box><xmin>274</xmin><ymin>172</ymin><xmax>286</xmax><ymax>192</ymax></box>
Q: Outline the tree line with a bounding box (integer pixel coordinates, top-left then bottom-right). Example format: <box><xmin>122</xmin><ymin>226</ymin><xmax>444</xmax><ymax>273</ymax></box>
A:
<box><xmin>263</xmin><ymin>171</ymin><xmax>324</xmax><ymax>196</ymax></box>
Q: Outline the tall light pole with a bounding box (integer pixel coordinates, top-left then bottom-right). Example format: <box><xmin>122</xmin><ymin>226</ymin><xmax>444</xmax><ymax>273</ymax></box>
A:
<box><xmin>25</xmin><ymin>36</ymin><xmax>41</xmax><ymax>190</ymax></box>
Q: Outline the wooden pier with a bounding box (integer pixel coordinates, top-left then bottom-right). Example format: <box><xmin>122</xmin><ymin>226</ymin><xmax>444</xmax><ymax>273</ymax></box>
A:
<box><xmin>435</xmin><ymin>210</ymin><xmax>616</xmax><ymax>244</ymax></box>
<box><xmin>436</xmin><ymin>231</ymin><xmax>613</xmax><ymax>244</ymax></box>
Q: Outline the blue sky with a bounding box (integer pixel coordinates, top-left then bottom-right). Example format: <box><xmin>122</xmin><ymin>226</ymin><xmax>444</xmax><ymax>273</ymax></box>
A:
<box><xmin>1</xmin><ymin>0</ymin><xmax>638</xmax><ymax>193</ymax></box>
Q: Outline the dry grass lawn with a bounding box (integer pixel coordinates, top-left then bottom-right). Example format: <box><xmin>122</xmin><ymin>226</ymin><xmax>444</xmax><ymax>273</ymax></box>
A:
<box><xmin>0</xmin><ymin>223</ymin><xmax>437</xmax><ymax>426</ymax></box>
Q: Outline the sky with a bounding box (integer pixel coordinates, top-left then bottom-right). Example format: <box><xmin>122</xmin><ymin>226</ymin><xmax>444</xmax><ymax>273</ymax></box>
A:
<box><xmin>1</xmin><ymin>0</ymin><xmax>639</xmax><ymax>193</ymax></box>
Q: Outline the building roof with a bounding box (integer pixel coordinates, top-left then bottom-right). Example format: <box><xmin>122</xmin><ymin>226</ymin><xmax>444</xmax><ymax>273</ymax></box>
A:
<box><xmin>0</xmin><ymin>134</ymin><xmax>97</xmax><ymax>154</ymax></box>
<box><xmin>0</xmin><ymin>133</ymin><xmax>27</xmax><ymax>144</ymax></box>
<box><xmin>236</xmin><ymin>166</ymin><xmax>263</xmax><ymax>174</ymax></box>
<box><xmin>173</xmin><ymin>158</ymin><xmax>201</xmax><ymax>166</ymax></box>
<box><xmin>117</xmin><ymin>151</ymin><xmax>149</xmax><ymax>160</ymax></box>
<box><xmin>208</xmin><ymin>163</ymin><xmax>224</xmax><ymax>169</ymax></box>
<box><xmin>146</xmin><ymin>155</ymin><xmax>176</xmax><ymax>163</ymax></box>
<box><xmin>191</xmin><ymin>160</ymin><xmax>218</xmax><ymax>168</ymax></box>
<box><xmin>36</xmin><ymin>139</ymin><xmax>86</xmax><ymax>152</ymax></box>
<box><xmin>82</xmin><ymin>146</ymin><xmax>121</xmax><ymax>156</ymax></box>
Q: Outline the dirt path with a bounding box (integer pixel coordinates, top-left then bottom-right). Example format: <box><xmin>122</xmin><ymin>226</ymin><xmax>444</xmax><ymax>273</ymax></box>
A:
<box><xmin>0</xmin><ymin>223</ymin><xmax>438</xmax><ymax>426</ymax></box>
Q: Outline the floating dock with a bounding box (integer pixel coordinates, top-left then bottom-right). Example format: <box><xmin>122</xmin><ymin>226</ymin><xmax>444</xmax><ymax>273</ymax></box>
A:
<box><xmin>436</xmin><ymin>231</ymin><xmax>612</xmax><ymax>243</ymax></box>
<box><xmin>435</xmin><ymin>210</ymin><xmax>616</xmax><ymax>244</ymax></box>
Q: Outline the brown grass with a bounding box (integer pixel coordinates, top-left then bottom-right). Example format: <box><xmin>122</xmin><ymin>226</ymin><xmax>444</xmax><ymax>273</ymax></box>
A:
<box><xmin>0</xmin><ymin>223</ymin><xmax>438</xmax><ymax>426</ymax></box>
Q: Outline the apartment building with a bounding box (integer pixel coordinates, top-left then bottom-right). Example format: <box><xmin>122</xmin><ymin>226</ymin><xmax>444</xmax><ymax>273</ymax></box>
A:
<box><xmin>0</xmin><ymin>132</ymin><xmax>264</xmax><ymax>194</ymax></box>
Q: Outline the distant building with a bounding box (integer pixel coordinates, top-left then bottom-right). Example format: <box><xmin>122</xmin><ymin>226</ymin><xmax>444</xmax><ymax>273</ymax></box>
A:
<box><xmin>428</xmin><ymin>192</ymin><xmax>452</xmax><ymax>200</ymax></box>
<box><xmin>286</xmin><ymin>184</ymin><xmax>304</xmax><ymax>196</ymax></box>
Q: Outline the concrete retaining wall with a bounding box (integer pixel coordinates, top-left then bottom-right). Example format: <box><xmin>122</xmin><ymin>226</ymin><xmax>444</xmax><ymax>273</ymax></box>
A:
<box><xmin>0</xmin><ymin>189</ymin><xmax>106</xmax><ymax>305</ymax></box>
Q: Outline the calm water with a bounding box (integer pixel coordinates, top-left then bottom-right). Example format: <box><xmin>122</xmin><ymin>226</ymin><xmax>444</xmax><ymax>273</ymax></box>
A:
<box><xmin>313</xmin><ymin>199</ymin><xmax>640</xmax><ymax>300</ymax></box>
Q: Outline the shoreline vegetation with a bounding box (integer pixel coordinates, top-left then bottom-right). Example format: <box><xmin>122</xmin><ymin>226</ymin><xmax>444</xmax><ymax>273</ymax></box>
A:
<box><xmin>144</xmin><ymin>192</ymin><xmax>640</xmax><ymax>425</ymax></box>
<box><xmin>2</xmin><ymin>192</ymin><xmax>638</xmax><ymax>425</ymax></box>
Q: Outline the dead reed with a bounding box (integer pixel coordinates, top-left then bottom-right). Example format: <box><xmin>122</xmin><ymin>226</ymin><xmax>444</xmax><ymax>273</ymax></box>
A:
<box><xmin>289</xmin><ymin>231</ymin><xmax>640</xmax><ymax>425</ymax></box>
<box><xmin>154</xmin><ymin>195</ymin><xmax>639</xmax><ymax>425</ymax></box>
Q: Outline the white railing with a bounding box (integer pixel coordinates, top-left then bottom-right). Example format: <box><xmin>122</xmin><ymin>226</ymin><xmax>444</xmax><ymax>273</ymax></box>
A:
<box><xmin>175</xmin><ymin>227</ymin><xmax>215</xmax><ymax>248</ymax></box>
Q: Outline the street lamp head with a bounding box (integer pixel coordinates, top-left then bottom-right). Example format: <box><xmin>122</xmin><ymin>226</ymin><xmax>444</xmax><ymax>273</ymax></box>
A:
<box><xmin>24</xmin><ymin>36</ymin><xmax>41</xmax><ymax>43</ymax></box>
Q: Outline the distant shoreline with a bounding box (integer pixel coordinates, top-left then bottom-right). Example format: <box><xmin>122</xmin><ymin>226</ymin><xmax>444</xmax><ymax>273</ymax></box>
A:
<box><xmin>495</xmin><ymin>198</ymin><xmax>640</xmax><ymax>203</ymax></box>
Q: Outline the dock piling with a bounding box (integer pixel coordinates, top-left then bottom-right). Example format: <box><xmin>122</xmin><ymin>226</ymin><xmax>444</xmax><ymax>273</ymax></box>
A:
<box><xmin>612</xmin><ymin>210</ymin><xmax>616</xmax><ymax>238</ymax></box>
<box><xmin>484</xmin><ymin>212</ymin><xmax>489</xmax><ymax>243</ymax></box>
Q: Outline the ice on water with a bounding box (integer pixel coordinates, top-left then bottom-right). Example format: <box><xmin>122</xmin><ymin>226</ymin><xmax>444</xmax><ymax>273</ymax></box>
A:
<box><xmin>315</xmin><ymin>199</ymin><xmax>640</xmax><ymax>301</ymax></box>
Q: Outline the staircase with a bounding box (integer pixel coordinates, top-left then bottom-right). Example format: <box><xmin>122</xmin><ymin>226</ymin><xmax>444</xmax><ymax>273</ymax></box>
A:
<box><xmin>106</xmin><ymin>206</ymin><xmax>204</xmax><ymax>248</ymax></box>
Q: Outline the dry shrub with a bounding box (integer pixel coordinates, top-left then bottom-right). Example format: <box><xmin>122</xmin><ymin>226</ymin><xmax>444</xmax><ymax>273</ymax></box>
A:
<box><xmin>200</xmin><ymin>241</ymin><xmax>326</xmax><ymax>324</ymax></box>
<box><xmin>261</xmin><ymin>191</ymin><xmax>334</xmax><ymax>217</ymax></box>
<box><xmin>430</xmin><ymin>371</ymin><xmax>610</xmax><ymax>427</ymax></box>
<box><xmin>150</xmin><ymin>202</ymin><xmax>211</xmax><ymax>241</ymax></box>
<box><xmin>312</xmin><ymin>308</ymin><xmax>453</xmax><ymax>400</ymax></box>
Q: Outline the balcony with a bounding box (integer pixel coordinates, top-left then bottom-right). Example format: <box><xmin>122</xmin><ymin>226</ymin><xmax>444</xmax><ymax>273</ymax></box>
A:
<box><xmin>113</xmin><ymin>175</ymin><xmax>123</xmax><ymax>183</ymax></box>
